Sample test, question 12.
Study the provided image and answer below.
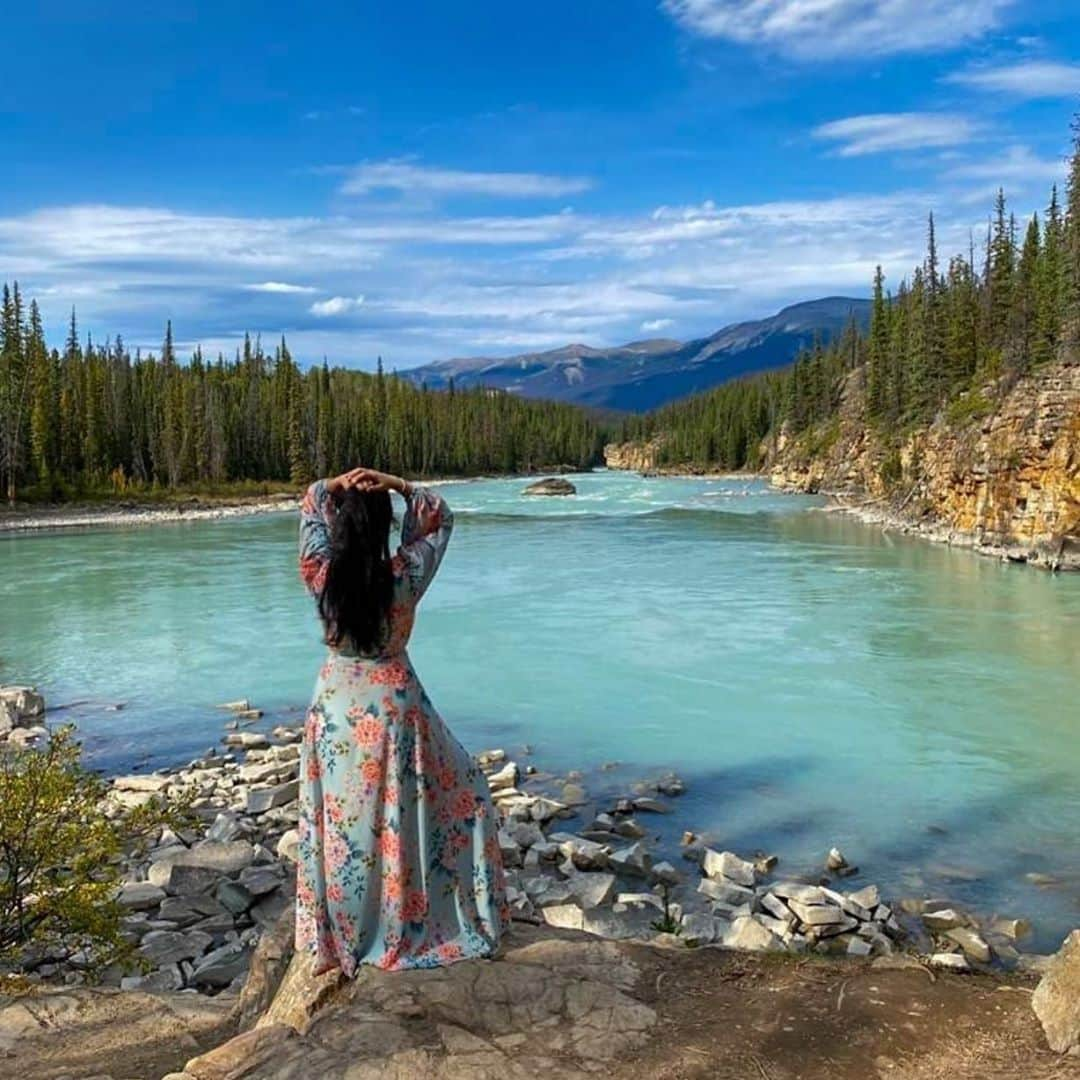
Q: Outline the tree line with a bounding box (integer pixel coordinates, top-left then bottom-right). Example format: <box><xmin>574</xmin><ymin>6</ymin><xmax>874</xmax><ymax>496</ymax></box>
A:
<box><xmin>619</xmin><ymin>123</ymin><xmax>1080</xmax><ymax>471</ymax></box>
<box><xmin>0</xmin><ymin>305</ymin><xmax>604</xmax><ymax>503</ymax></box>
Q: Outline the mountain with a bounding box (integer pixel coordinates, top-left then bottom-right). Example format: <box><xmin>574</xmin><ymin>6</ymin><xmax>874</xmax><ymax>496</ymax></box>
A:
<box><xmin>400</xmin><ymin>296</ymin><xmax>871</xmax><ymax>412</ymax></box>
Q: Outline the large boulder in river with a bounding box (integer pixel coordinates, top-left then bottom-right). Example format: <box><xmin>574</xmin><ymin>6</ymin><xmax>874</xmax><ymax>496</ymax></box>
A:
<box><xmin>522</xmin><ymin>477</ymin><xmax>576</xmax><ymax>496</ymax></box>
<box><xmin>1033</xmin><ymin>928</ymin><xmax>1080</xmax><ymax>1055</ymax></box>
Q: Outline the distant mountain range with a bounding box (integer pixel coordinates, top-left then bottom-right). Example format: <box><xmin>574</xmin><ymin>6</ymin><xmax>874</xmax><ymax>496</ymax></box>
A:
<box><xmin>400</xmin><ymin>296</ymin><xmax>871</xmax><ymax>412</ymax></box>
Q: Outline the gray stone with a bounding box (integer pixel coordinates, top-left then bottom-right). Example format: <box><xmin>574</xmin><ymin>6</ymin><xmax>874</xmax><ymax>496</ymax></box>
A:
<box><xmin>701</xmin><ymin>849</ymin><xmax>756</xmax><ymax>887</ymax></box>
<box><xmin>541</xmin><ymin>903</ymin><xmax>585</xmax><ymax>931</ymax></box>
<box><xmin>680</xmin><ymin>912</ymin><xmax>721</xmax><ymax>945</ymax></box>
<box><xmin>487</xmin><ymin>760</ymin><xmax>519</xmax><ymax>790</ymax></box>
<box><xmin>847</xmin><ymin>884</ymin><xmax>880</xmax><ymax>910</ymax></box>
<box><xmin>581</xmin><ymin>906</ymin><xmax>657</xmax><ymax>941</ymax></box>
<box><xmin>990</xmin><ymin>916</ymin><xmax>1032</xmax><ymax>940</ymax></box>
<box><xmin>825</xmin><ymin>847</ymin><xmax>848</xmax><ymax>871</ymax></box>
<box><xmin>246</xmin><ymin>780</ymin><xmax>299</xmax><ymax>814</ymax></box>
<box><xmin>150</xmin><ymin>862</ymin><xmax>223</xmax><ymax>896</ymax></box>
<box><xmin>217</xmin><ymin>880</ymin><xmax>256</xmax><ymax>914</ymax></box>
<box><xmin>771</xmin><ymin>881</ymin><xmax>827</xmax><ymax>904</ymax></box>
<box><xmin>139</xmin><ymin>929</ymin><xmax>213</xmax><ymax>966</ymax></box>
<box><xmin>113</xmin><ymin>773</ymin><xmax>172</xmax><ymax>794</ymax></box>
<box><xmin>1032</xmin><ymin>929</ymin><xmax>1080</xmax><ymax>1056</ymax></box>
<box><xmin>276</xmin><ymin>828</ymin><xmax>300</xmax><ymax>863</ymax></box>
<box><xmin>722</xmin><ymin>915</ymin><xmax>783</xmax><ymax>952</ymax></box>
<box><xmin>631</xmin><ymin>797</ymin><xmax>670</xmax><ymax>814</ymax></box>
<box><xmin>158</xmin><ymin>895</ymin><xmax>229</xmax><ymax>928</ymax></box>
<box><xmin>759</xmin><ymin>892</ymin><xmax>795</xmax><ymax>926</ymax></box>
<box><xmin>847</xmin><ymin>937</ymin><xmax>873</xmax><ymax>957</ymax></box>
<box><xmin>929</xmin><ymin>952</ymin><xmax>971</xmax><ymax>972</ymax></box>
<box><xmin>522</xmin><ymin>477</ymin><xmax>576</xmax><ymax>496</ymax></box>
<box><xmin>192</xmin><ymin>941</ymin><xmax>251</xmax><ymax>987</ymax></box>
<box><xmin>650</xmin><ymin>861</ymin><xmax>681</xmax><ymax>886</ymax></box>
<box><xmin>568</xmin><ymin>872</ymin><xmax>617</xmax><ymax>910</ymax></box>
<box><xmin>117</xmin><ymin>882</ymin><xmax>166</xmax><ymax>911</ymax></box>
<box><xmin>788</xmin><ymin>899</ymin><xmax>847</xmax><ymax>927</ymax></box>
<box><xmin>698</xmin><ymin>877</ymin><xmax>755</xmax><ymax>906</ymax></box>
<box><xmin>239</xmin><ymin>866</ymin><xmax>285</xmax><ymax>897</ymax></box>
<box><xmin>551</xmin><ymin>834</ymin><xmax>610</xmax><ymax>870</ymax></box>
<box><xmin>922</xmin><ymin>908</ymin><xmax>967</xmax><ymax>931</ymax></box>
<box><xmin>608</xmin><ymin>841</ymin><xmax>651</xmax><ymax>877</ymax></box>
<box><xmin>120</xmin><ymin>965</ymin><xmax>185</xmax><ymax>992</ymax></box>
<box><xmin>612</xmin><ymin>818</ymin><xmax>646</xmax><ymax>838</ymax></box>
<box><xmin>945</xmin><ymin>927</ymin><xmax>992</xmax><ymax>964</ymax></box>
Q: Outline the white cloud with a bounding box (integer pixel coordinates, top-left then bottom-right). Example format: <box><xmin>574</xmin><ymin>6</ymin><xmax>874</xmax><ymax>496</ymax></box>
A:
<box><xmin>641</xmin><ymin>318</ymin><xmax>675</xmax><ymax>332</ymax></box>
<box><xmin>943</xmin><ymin>144</ymin><xmax>1066</xmax><ymax>183</ymax></box>
<box><xmin>813</xmin><ymin>113</ymin><xmax>979</xmax><ymax>157</ymax></box>
<box><xmin>339</xmin><ymin>160</ymin><xmax>592</xmax><ymax>198</ymax></box>
<box><xmin>310</xmin><ymin>296</ymin><xmax>365</xmax><ymax>317</ymax></box>
<box><xmin>244</xmin><ymin>281</ymin><xmax>318</xmax><ymax>294</ymax></box>
<box><xmin>661</xmin><ymin>0</ymin><xmax>1013</xmax><ymax>59</ymax></box>
<box><xmin>947</xmin><ymin>60</ymin><xmax>1080</xmax><ymax>99</ymax></box>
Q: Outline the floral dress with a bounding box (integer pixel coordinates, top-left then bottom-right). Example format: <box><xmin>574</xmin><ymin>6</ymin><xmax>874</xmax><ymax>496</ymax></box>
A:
<box><xmin>295</xmin><ymin>479</ymin><xmax>509</xmax><ymax>975</ymax></box>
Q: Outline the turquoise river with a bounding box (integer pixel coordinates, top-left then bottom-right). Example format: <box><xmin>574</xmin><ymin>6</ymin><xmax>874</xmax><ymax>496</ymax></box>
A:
<box><xmin>2</xmin><ymin>472</ymin><xmax>1079</xmax><ymax>950</ymax></box>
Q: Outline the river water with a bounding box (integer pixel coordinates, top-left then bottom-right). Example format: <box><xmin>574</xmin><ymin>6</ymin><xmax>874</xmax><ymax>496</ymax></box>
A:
<box><xmin>3</xmin><ymin>471</ymin><xmax>1078</xmax><ymax>949</ymax></box>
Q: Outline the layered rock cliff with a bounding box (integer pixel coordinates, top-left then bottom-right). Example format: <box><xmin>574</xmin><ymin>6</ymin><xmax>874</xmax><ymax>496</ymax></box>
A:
<box><xmin>603</xmin><ymin>437</ymin><xmax>665</xmax><ymax>473</ymax></box>
<box><xmin>767</xmin><ymin>358</ymin><xmax>1080</xmax><ymax>570</ymax></box>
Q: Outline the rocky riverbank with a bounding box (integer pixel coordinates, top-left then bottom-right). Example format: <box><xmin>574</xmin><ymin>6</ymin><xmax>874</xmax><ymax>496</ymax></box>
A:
<box><xmin>0</xmin><ymin>494</ymin><xmax>301</xmax><ymax>534</ymax></box>
<box><xmin>4</xmin><ymin>687</ymin><xmax>1080</xmax><ymax>1074</ymax></box>
<box><xmin>5</xmin><ymin>700</ymin><xmax>1054</xmax><ymax>1000</ymax></box>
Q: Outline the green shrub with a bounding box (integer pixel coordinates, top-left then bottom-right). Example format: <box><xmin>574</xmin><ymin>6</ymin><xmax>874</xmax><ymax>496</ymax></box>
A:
<box><xmin>944</xmin><ymin>390</ymin><xmax>993</xmax><ymax>427</ymax></box>
<box><xmin>0</xmin><ymin>727</ymin><xmax>187</xmax><ymax>980</ymax></box>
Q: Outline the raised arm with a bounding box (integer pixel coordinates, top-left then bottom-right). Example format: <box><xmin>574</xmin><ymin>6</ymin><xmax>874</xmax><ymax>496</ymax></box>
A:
<box><xmin>397</xmin><ymin>483</ymin><xmax>454</xmax><ymax>599</ymax></box>
<box><xmin>298</xmin><ymin>478</ymin><xmax>335</xmax><ymax>596</ymax></box>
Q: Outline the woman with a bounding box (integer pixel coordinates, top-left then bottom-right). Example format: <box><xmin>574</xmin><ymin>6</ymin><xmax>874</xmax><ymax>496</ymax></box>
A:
<box><xmin>295</xmin><ymin>466</ymin><xmax>508</xmax><ymax>974</ymax></box>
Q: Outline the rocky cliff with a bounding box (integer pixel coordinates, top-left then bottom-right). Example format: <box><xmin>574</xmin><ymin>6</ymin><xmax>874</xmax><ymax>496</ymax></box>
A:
<box><xmin>603</xmin><ymin>438</ymin><xmax>665</xmax><ymax>473</ymax></box>
<box><xmin>767</xmin><ymin>358</ymin><xmax>1080</xmax><ymax>570</ymax></box>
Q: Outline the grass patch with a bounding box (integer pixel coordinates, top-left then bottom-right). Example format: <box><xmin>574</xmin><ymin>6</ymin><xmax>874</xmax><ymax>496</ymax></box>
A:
<box><xmin>944</xmin><ymin>390</ymin><xmax>994</xmax><ymax>428</ymax></box>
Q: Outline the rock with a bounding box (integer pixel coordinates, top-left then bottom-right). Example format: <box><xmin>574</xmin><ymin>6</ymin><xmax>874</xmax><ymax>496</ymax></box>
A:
<box><xmin>681</xmin><ymin>912</ymin><xmax>721</xmax><ymax>945</ymax></box>
<box><xmin>224</xmin><ymin>732</ymin><xmax>270</xmax><ymax>749</ymax></box>
<box><xmin>701</xmin><ymin>849</ymin><xmax>756</xmax><ymax>887</ymax></box>
<box><xmin>235</xmin><ymin>907</ymin><xmax>296</xmax><ymax>1031</ymax></box>
<box><xmin>158</xmin><ymin>895</ymin><xmax>229</xmax><ymax>928</ymax></box>
<box><xmin>753</xmin><ymin>854</ymin><xmax>779</xmax><ymax>874</ymax></box>
<box><xmin>788</xmin><ymin>899</ymin><xmax>847</xmax><ymax>927</ymax></box>
<box><xmin>185</xmin><ymin>1024</ymin><xmax>296</xmax><ymax>1078</ymax></box>
<box><xmin>192</xmin><ymin>941</ymin><xmax>251</xmax><ymax>988</ymax></box>
<box><xmin>771</xmin><ymin>881</ymin><xmax>827</xmax><ymax>904</ymax></box>
<box><xmin>759</xmin><ymin>892</ymin><xmax>795</xmax><ymax>926</ymax></box>
<box><xmin>561</xmin><ymin>781</ymin><xmax>588</xmax><ymax>806</ymax></box>
<box><xmin>150</xmin><ymin>862</ymin><xmax>224</xmax><ymax>896</ymax></box>
<box><xmin>239</xmin><ymin>866</ymin><xmax>285</xmax><ymax>897</ymax></box>
<box><xmin>139</xmin><ymin>929</ymin><xmax>213</xmax><ymax>966</ymax></box>
<box><xmin>120</xmin><ymin>966</ymin><xmax>185</xmax><ymax>992</ymax></box>
<box><xmin>847</xmin><ymin>937</ymin><xmax>873</xmax><ymax>957</ymax></box>
<box><xmin>508</xmin><ymin>819</ymin><xmax>545</xmax><ymax>848</ymax></box>
<box><xmin>930</xmin><ymin>952</ymin><xmax>971</xmax><ymax>972</ymax></box>
<box><xmin>0</xmin><ymin>685</ymin><xmax>45</xmax><ymax>734</ymax></box>
<box><xmin>847</xmin><ymin>884</ymin><xmax>880</xmax><ymax>911</ymax></box>
<box><xmin>551</xmin><ymin>833</ymin><xmax>610</xmax><ymax>870</ymax></box>
<box><xmin>522</xmin><ymin>476</ymin><xmax>576</xmax><ymax>496</ymax></box>
<box><xmin>990</xmin><ymin>916</ymin><xmax>1032</xmax><ymax>940</ymax></box>
<box><xmin>541</xmin><ymin>903</ymin><xmax>585</xmax><ymax>931</ymax></box>
<box><xmin>631</xmin><ymin>797</ymin><xmax>670</xmax><ymax>814</ymax></box>
<box><xmin>568</xmin><ymin>872</ymin><xmax>617</xmax><ymax>910</ymax></box>
<box><xmin>246</xmin><ymin>779</ymin><xmax>299</xmax><ymax>814</ymax></box>
<box><xmin>117</xmin><ymin>881</ymin><xmax>166</xmax><ymax>910</ymax></box>
<box><xmin>217</xmin><ymin>698</ymin><xmax>251</xmax><ymax>710</ymax></box>
<box><xmin>487</xmin><ymin>760</ymin><xmax>519</xmax><ymax>790</ymax></box>
<box><xmin>945</xmin><ymin>927</ymin><xmax>992</xmax><ymax>964</ymax></box>
<box><xmin>217</xmin><ymin>880</ymin><xmax>256</xmax><ymax>915</ymax></box>
<box><xmin>277</xmin><ymin>828</ymin><xmax>300</xmax><ymax>863</ymax></box>
<box><xmin>529</xmin><ymin>796</ymin><xmax>569</xmax><ymax>823</ymax></box>
<box><xmin>698</xmin><ymin>877</ymin><xmax>755</xmax><ymax>906</ymax></box>
<box><xmin>612</xmin><ymin>818</ymin><xmax>646</xmax><ymax>839</ymax></box>
<box><xmin>7</xmin><ymin>724</ymin><xmax>47</xmax><ymax>747</ymax></box>
<box><xmin>922</xmin><ymin>908</ymin><xmax>967</xmax><ymax>931</ymax></box>
<box><xmin>581</xmin><ymin>906</ymin><xmax>657</xmax><ymax>941</ymax></box>
<box><xmin>1032</xmin><ymin>929</ymin><xmax>1080</xmax><ymax>1056</ymax></box>
<box><xmin>722</xmin><ymin>915</ymin><xmax>783</xmax><ymax>952</ymax></box>
<box><xmin>113</xmin><ymin>773</ymin><xmax>172</xmax><ymax>794</ymax></box>
<box><xmin>650</xmin><ymin>861</ymin><xmax>681</xmax><ymax>886</ymax></box>
<box><xmin>825</xmin><ymin>847</ymin><xmax>848</xmax><ymax>872</ymax></box>
<box><xmin>655</xmin><ymin>773</ymin><xmax>685</xmax><ymax>796</ymax></box>
<box><xmin>608</xmin><ymin>841</ymin><xmax>652</xmax><ymax>878</ymax></box>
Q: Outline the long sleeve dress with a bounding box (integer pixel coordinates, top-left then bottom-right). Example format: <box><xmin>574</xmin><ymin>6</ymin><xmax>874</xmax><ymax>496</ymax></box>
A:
<box><xmin>295</xmin><ymin>480</ymin><xmax>508</xmax><ymax>975</ymax></box>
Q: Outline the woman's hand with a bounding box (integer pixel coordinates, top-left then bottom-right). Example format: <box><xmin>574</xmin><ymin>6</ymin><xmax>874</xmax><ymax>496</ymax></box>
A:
<box><xmin>327</xmin><ymin>468</ymin><xmax>408</xmax><ymax>495</ymax></box>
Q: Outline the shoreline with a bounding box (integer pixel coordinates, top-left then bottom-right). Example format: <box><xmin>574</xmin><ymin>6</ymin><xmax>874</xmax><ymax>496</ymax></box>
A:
<box><xmin>0</xmin><ymin>472</ymin><xmax>583</xmax><ymax>535</ymax></box>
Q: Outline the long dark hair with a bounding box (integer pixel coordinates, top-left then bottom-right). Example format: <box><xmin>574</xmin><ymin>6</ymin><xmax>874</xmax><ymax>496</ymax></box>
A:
<box><xmin>318</xmin><ymin>487</ymin><xmax>395</xmax><ymax>653</ymax></box>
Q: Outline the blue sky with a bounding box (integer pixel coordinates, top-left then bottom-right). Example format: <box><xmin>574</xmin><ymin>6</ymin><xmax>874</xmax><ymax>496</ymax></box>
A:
<box><xmin>4</xmin><ymin>1</ymin><xmax>1080</xmax><ymax>368</ymax></box>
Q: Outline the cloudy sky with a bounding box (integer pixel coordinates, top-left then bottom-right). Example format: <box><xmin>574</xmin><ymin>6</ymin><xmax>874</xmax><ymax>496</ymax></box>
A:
<box><xmin>4</xmin><ymin>0</ymin><xmax>1080</xmax><ymax>367</ymax></box>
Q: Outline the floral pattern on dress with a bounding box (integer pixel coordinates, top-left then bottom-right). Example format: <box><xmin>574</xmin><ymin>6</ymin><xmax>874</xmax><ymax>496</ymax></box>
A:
<box><xmin>296</xmin><ymin>480</ymin><xmax>509</xmax><ymax>975</ymax></box>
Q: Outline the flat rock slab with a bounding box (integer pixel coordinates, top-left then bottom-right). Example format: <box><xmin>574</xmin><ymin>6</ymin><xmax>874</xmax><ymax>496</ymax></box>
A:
<box><xmin>0</xmin><ymin>987</ymin><xmax>231</xmax><ymax>1080</ymax></box>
